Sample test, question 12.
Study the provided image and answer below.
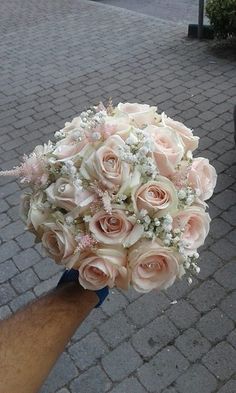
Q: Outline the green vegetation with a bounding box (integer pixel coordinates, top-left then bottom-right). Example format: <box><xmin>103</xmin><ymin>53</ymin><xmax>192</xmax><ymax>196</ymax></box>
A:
<box><xmin>206</xmin><ymin>0</ymin><xmax>236</xmax><ymax>39</ymax></box>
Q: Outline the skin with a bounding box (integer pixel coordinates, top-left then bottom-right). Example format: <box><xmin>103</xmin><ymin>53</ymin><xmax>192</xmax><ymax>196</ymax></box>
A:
<box><xmin>0</xmin><ymin>282</ymin><xmax>99</xmax><ymax>393</ymax></box>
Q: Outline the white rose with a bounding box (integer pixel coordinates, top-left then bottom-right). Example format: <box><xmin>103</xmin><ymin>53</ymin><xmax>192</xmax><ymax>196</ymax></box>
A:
<box><xmin>117</xmin><ymin>102</ymin><xmax>160</xmax><ymax>127</ymax></box>
<box><xmin>173</xmin><ymin>206</ymin><xmax>211</xmax><ymax>252</ymax></box>
<box><xmin>161</xmin><ymin>113</ymin><xmax>199</xmax><ymax>152</ymax></box>
<box><xmin>128</xmin><ymin>239</ymin><xmax>180</xmax><ymax>292</ymax></box>
<box><xmin>145</xmin><ymin>125</ymin><xmax>184</xmax><ymax>176</ymax></box>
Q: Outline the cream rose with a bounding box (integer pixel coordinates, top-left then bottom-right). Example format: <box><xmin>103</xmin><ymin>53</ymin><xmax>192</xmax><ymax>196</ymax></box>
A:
<box><xmin>80</xmin><ymin>135</ymin><xmax>132</xmax><ymax>191</ymax></box>
<box><xmin>146</xmin><ymin>125</ymin><xmax>185</xmax><ymax>176</ymax></box>
<box><xmin>128</xmin><ymin>239</ymin><xmax>180</xmax><ymax>292</ymax></box>
<box><xmin>162</xmin><ymin>113</ymin><xmax>199</xmax><ymax>152</ymax></box>
<box><xmin>45</xmin><ymin>177</ymin><xmax>95</xmax><ymax>212</ymax></box>
<box><xmin>42</xmin><ymin>221</ymin><xmax>77</xmax><ymax>264</ymax></box>
<box><xmin>53</xmin><ymin>138</ymin><xmax>89</xmax><ymax>162</ymax></box>
<box><xmin>73</xmin><ymin>245</ymin><xmax>128</xmax><ymax>290</ymax></box>
<box><xmin>187</xmin><ymin>157</ymin><xmax>217</xmax><ymax>201</ymax></box>
<box><xmin>89</xmin><ymin>209</ymin><xmax>143</xmax><ymax>247</ymax></box>
<box><xmin>20</xmin><ymin>191</ymin><xmax>50</xmax><ymax>233</ymax></box>
<box><xmin>133</xmin><ymin>176</ymin><xmax>178</xmax><ymax>217</ymax></box>
<box><xmin>117</xmin><ymin>102</ymin><xmax>159</xmax><ymax>127</ymax></box>
<box><xmin>173</xmin><ymin>206</ymin><xmax>210</xmax><ymax>252</ymax></box>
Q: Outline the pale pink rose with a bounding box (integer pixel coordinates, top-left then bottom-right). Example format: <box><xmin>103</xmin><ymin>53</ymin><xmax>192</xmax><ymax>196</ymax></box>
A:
<box><xmin>80</xmin><ymin>135</ymin><xmax>131</xmax><ymax>191</ymax></box>
<box><xmin>20</xmin><ymin>191</ymin><xmax>50</xmax><ymax>233</ymax></box>
<box><xmin>42</xmin><ymin>221</ymin><xmax>77</xmax><ymax>264</ymax></box>
<box><xmin>89</xmin><ymin>209</ymin><xmax>143</xmax><ymax>247</ymax></box>
<box><xmin>53</xmin><ymin>138</ymin><xmax>88</xmax><ymax>162</ymax></box>
<box><xmin>61</xmin><ymin>116</ymin><xmax>82</xmax><ymax>134</ymax></box>
<box><xmin>172</xmin><ymin>206</ymin><xmax>210</xmax><ymax>252</ymax></box>
<box><xmin>117</xmin><ymin>102</ymin><xmax>159</xmax><ymax>127</ymax></box>
<box><xmin>73</xmin><ymin>245</ymin><xmax>128</xmax><ymax>290</ymax></box>
<box><xmin>128</xmin><ymin>239</ymin><xmax>180</xmax><ymax>292</ymax></box>
<box><xmin>162</xmin><ymin>113</ymin><xmax>199</xmax><ymax>152</ymax></box>
<box><xmin>146</xmin><ymin>125</ymin><xmax>184</xmax><ymax>176</ymax></box>
<box><xmin>133</xmin><ymin>176</ymin><xmax>178</xmax><ymax>217</ymax></box>
<box><xmin>93</xmin><ymin>114</ymin><xmax>131</xmax><ymax>140</ymax></box>
<box><xmin>188</xmin><ymin>157</ymin><xmax>217</xmax><ymax>201</ymax></box>
<box><xmin>45</xmin><ymin>178</ymin><xmax>95</xmax><ymax>212</ymax></box>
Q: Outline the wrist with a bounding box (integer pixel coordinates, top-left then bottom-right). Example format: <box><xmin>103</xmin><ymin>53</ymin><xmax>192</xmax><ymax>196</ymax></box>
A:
<box><xmin>57</xmin><ymin>269</ymin><xmax>109</xmax><ymax>308</ymax></box>
<box><xmin>55</xmin><ymin>281</ymin><xmax>99</xmax><ymax>308</ymax></box>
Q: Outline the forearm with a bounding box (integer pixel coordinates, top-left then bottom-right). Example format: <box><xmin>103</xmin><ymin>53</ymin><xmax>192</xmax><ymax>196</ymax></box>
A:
<box><xmin>0</xmin><ymin>282</ymin><xmax>98</xmax><ymax>393</ymax></box>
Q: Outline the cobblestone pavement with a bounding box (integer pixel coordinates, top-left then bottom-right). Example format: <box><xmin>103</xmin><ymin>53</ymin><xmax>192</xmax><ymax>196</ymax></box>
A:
<box><xmin>96</xmin><ymin>0</ymin><xmax>200</xmax><ymax>24</ymax></box>
<box><xmin>0</xmin><ymin>0</ymin><xmax>236</xmax><ymax>392</ymax></box>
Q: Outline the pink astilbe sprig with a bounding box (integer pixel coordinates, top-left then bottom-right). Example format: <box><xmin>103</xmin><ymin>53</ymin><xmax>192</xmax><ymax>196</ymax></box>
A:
<box><xmin>171</xmin><ymin>162</ymin><xmax>192</xmax><ymax>189</ymax></box>
<box><xmin>0</xmin><ymin>145</ymin><xmax>50</xmax><ymax>186</ymax></box>
<box><xmin>75</xmin><ymin>234</ymin><xmax>98</xmax><ymax>252</ymax></box>
<box><xmin>90</xmin><ymin>183</ymin><xmax>112</xmax><ymax>214</ymax></box>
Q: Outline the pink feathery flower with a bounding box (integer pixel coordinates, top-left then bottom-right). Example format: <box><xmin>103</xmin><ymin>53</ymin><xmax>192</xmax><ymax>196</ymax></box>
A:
<box><xmin>0</xmin><ymin>145</ymin><xmax>49</xmax><ymax>186</ymax></box>
<box><xmin>76</xmin><ymin>235</ymin><xmax>97</xmax><ymax>251</ymax></box>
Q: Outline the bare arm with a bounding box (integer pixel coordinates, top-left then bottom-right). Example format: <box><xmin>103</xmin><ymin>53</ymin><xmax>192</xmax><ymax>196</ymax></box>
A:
<box><xmin>0</xmin><ymin>282</ymin><xmax>98</xmax><ymax>393</ymax></box>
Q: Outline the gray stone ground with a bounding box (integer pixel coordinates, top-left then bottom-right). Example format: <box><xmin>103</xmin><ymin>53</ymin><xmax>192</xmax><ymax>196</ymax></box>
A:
<box><xmin>96</xmin><ymin>0</ymin><xmax>200</xmax><ymax>23</ymax></box>
<box><xmin>0</xmin><ymin>0</ymin><xmax>236</xmax><ymax>392</ymax></box>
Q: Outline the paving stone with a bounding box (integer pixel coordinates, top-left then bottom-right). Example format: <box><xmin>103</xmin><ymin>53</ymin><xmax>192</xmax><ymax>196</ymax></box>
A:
<box><xmin>214</xmin><ymin>261</ymin><xmax>236</xmax><ymax>291</ymax></box>
<box><xmin>11</xmin><ymin>268</ymin><xmax>40</xmax><ymax>293</ymax></box>
<box><xmin>70</xmin><ymin>366</ymin><xmax>111</xmax><ymax>393</ymax></box>
<box><xmin>56</xmin><ymin>389</ymin><xmax>70</xmax><ymax>393</ymax></box>
<box><xmin>197</xmin><ymin>308</ymin><xmax>234</xmax><ymax>343</ymax></box>
<box><xmin>218</xmin><ymin>380</ymin><xmax>236</xmax><ymax>393</ymax></box>
<box><xmin>72</xmin><ymin>308</ymin><xmax>107</xmax><ymax>341</ymax></box>
<box><xmin>0</xmin><ymin>259</ymin><xmax>19</xmax><ymax>283</ymax></box>
<box><xmin>0</xmin><ymin>213</ymin><xmax>11</xmax><ymax>228</ymax></box>
<box><xmin>226</xmin><ymin>229</ymin><xmax>236</xmax><ymax>244</ymax></box>
<box><xmin>34</xmin><ymin>258</ymin><xmax>63</xmax><ymax>280</ymax></box>
<box><xmin>210</xmin><ymin>239</ymin><xmax>236</xmax><ymax>261</ymax></box>
<box><xmin>188</xmin><ymin>280</ymin><xmax>226</xmax><ymax>312</ymax></box>
<box><xmin>109</xmin><ymin>377</ymin><xmax>147</xmax><ymax>393</ymax></box>
<box><xmin>99</xmin><ymin>311</ymin><xmax>135</xmax><ymax>348</ymax></box>
<box><xmin>122</xmin><ymin>287</ymin><xmax>142</xmax><ymax>302</ymax></box>
<box><xmin>137</xmin><ymin>346</ymin><xmax>189</xmax><ymax>392</ymax></box>
<box><xmin>69</xmin><ymin>332</ymin><xmax>108</xmax><ymax>370</ymax></box>
<box><xmin>102</xmin><ymin>342</ymin><xmax>142</xmax><ymax>381</ymax></box>
<box><xmin>196</xmin><ymin>251</ymin><xmax>223</xmax><ymax>280</ymax></box>
<box><xmin>0</xmin><ymin>240</ymin><xmax>20</xmax><ymax>263</ymax></box>
<box><xmin>227</xmin><ymin>329</ymin><xmax>236</xmax><ymax>349</ymax></box>
<box><xmin>0</xmin><ymin>282</ymin><xmax>16</xmax><ymax>306</ymax></box>
<box><xmin>212</xmin><ymin>190</ymin><xmax>236</xmax><ymax>210</ymax></box>
<box><xmin>41</xmin><ymin>353</ymin><xmax>78</xmax><ymax>393</ymax></box>
<box><xmin>13</xmin><ymin>248</ymin><xmax>41</xmax><ymax>271</ymax></box>
<box><xmin>101</xmin><ymin>289</ymin><xmax>128</xmax><ymax>316</ymax></box>
<box><xmin>166</xmin><ymin>300</ymin><xmax>200</xmax><ymax>330</ymax></box>
<box><xmin>175</xmin><ymin>328</ymin><xmax>210</xmax><ymax>362</ymax></box>
<box><xmin>132</xmin><ymin>315</ymin><xmax>178</xmax><ymax>358</ymax></box>
<box><xmin>210</xmin><ymin>217</ymin><xmax>232</xmax><ymax>239</ymax></box>
<box><xmin>162</xmin><ymin>388</ymin><xmax>178</xmax><ymax>393</ymax></box>
<box><xmin>175</xmin><ymin>364</ymin><xmax>217</xmax><ymax>393</ymax></box>
<box><xmin>33</xmin><ymin>273</ymin><xmax>62</xmax><ymax>297</ymax></box>
<box><xmin>16</xmin><ymin>231</ymin><xmax>35</xmax><ymax>249</ymax></box>
<box><xmin>214</xmin><ymin>174</ymin><xmax>235</xmax><ymax>194</ymax></box>
<box><xmin>0</xmin><ymin>305</ymin><xmax>12</xmax><ymax>320</ymax></box>
<box><xmin>222</xmin><ymin>206</ymin><xmax>236</xmax><ymax>226</ymax></box>
<box><xmin>126</xmin><ymin>291</ymin><xmax>169</xmax><ymax>327</ymax></box>
<box><xmin>202</xmin><ymin>342</ymin><xmax>236</xmax><ymax>381</ymax></box>
<box><xmin>219</xmin><ymin>291</ymin><xmax>236</xmax><ymax>322</ymax></box>
<box><xmin>10</xmin><ymin>290</ymin><xmax>36</xmax><ymax>312</ymax></box>
<box><xmin>165</xmin><ymin>277</ymin><xmax>193</xmax><ymax>301</ymax></box>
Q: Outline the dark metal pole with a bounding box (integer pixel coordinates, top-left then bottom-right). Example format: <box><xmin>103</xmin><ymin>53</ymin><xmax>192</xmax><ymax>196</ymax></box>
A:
<box><xmin>198</xmin><ymin>0</ymin><xmax>204</xmax><ymax>39</ymax></box>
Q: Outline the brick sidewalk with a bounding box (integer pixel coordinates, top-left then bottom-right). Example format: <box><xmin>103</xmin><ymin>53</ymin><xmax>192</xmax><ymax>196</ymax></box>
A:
<box><xmin>0</xmin><ymin>1</ymin><xmax>235</xmax><ymax>392</ymax></box>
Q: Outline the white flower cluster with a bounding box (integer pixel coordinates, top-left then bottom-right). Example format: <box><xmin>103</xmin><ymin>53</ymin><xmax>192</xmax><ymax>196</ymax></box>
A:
<box><xmin>5</xmin><ymin>101</ymin><xmax>217</xmax><ymax>293</ymax></box>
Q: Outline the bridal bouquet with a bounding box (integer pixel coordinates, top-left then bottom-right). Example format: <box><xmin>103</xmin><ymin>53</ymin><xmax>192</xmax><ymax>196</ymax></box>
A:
<box><xmin>1</xmin><ymin>102</ymin><xmax>217</xmax><ymax>293</ymax></box>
